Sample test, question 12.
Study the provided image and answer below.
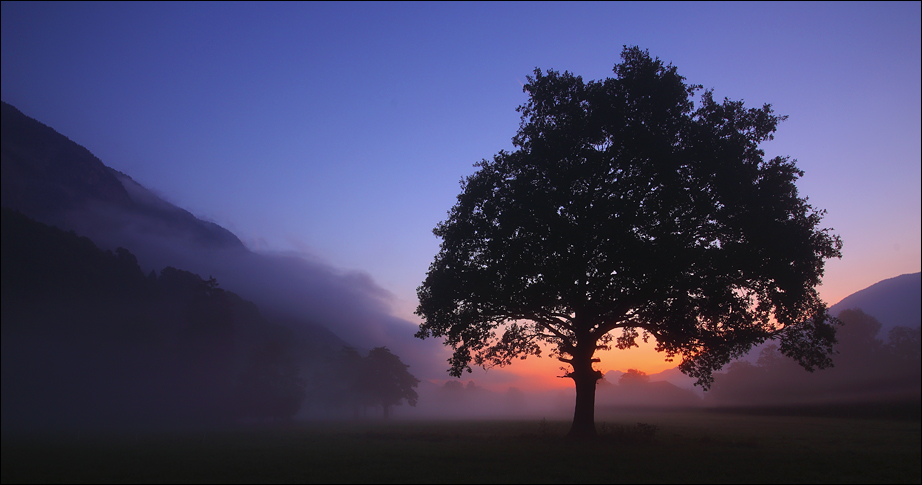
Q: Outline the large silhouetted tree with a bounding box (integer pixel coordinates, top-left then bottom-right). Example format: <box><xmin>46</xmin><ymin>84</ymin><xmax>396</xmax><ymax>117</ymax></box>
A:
<box><xmin>415</xmin><ymin>46</ymin><xmax>843</xmax><ymax>438</ymax></box>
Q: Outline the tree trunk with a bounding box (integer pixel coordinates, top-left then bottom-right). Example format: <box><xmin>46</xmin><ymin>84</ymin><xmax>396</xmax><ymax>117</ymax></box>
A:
<box><xmin>382</xmin><ymin>404</ymin><xmax>390</xmax><ymax>419</ymax></box>
<box><xmin>567</xmin><ymin>350</ymin><xmax>601</xmax><ymax>439</ymax></box>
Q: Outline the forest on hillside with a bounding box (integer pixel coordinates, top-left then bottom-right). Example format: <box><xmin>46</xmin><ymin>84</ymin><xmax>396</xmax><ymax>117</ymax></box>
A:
<box><xmin>1</xmin><ymin>208</ymin><xmax>418</xmax><ymax>434</ymax></box>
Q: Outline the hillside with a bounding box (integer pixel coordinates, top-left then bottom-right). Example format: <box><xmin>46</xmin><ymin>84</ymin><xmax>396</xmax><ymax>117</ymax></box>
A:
<box><xmin>0</xmin><ymin>101</ymin><xmax>436</xmax><ymax>378</ymax></box>
<box><xmin>599</xmin><ymin>273</ymin><xmax>922</xmax><ymax>401</ymax></box>
<box><xmin>1</xmin><ymin>208</ymin><xmax>322</xmax><ymax>431</ymax></box>
<box><xmin>1</xmin><ymin>101</ymin><xmax>245</xmax><ymax>250</ymax></box>
<box><xmin>829</xmin><ymin>272</ymin><xmax>921</xmax><ymax>336</ymax></box>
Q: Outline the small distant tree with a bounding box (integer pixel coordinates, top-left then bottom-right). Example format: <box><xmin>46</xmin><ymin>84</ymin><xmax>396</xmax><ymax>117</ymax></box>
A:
<box><xmin>336</xmin><ymin>346</ymin><xmax>421</xmax><ymax>419</ymax></box>
<box><xmin>415</xmin><ymin>46</ymin><xmax>842</xmax><ymax>438</ymax></box>
<box><xmin>618</xmin><ymin>369</ymin><xmax>650</xmax><ymax>387</ymax></box>
<box><xmin>835</xmin><ymin>308</ymin><xmax>884</xmax><ymax>360</ymax></box>
<box><xmin>887</xmin><ymin>325</ymin><xmax>921</xmax><ymax>363</ymax></box>
<box><xmin>443</xmin><ymin>380</ymin><xmax>465</xmax><ymax>393</ymax></box>
<box><xmin>365</xmin><ymin>346</ymin><xmax>420</xmax><ymax>418</ymax></box>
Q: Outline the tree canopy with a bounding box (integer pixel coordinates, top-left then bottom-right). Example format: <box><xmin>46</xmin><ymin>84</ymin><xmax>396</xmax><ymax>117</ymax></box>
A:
<box><xmin>336</xmin><ymin>346</ymin><xmax>419</xmax><ymax>419</ymax></box>
<box><xmin>0</xmin><ymin>207</ymin><xmax>324</xmax><ymax>430</ymax></box>
<box><xmin>618</xmin><ymin>369</ymin><xmax>651</xmax><ymax>387</ymax></box>
<box><xmin>709</xmin><ymin>308</ymin><xmax>920</xmax><ymax>406</ymax></box>
<box><xmin>366</xmin><ymin>346</ymin><xmax>420</xmax><ymax>418</ymax></box>
<box><xmin>415</xmin><ymin>46</ymin><xmax>842</xmax><ymax>438</ymax></box>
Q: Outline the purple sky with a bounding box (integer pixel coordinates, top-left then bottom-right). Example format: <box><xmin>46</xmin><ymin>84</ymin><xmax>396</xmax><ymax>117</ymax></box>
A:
<box><xmin>2</xmin><ymin>2</ymin><xmax>919</xmax><ymax>383</ymax></box>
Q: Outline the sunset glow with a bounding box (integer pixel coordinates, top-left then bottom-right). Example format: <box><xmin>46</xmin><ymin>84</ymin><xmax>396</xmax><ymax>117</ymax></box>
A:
<box><xmin>2</xmin><ymin>2</ymin><xmax>918</xmax><ymax>391</ymax></box>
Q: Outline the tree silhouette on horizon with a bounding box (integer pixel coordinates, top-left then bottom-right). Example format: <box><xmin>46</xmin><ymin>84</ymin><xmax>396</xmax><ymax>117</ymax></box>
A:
<box><xmin>415</xmin><ymin>46</ymin><xmax>843</xmax><ymax>439</ymax></box>
<box><xmin>336</xmin><ymin>346</ymin><xmax>419</xmax><ymax>419</ymax></box>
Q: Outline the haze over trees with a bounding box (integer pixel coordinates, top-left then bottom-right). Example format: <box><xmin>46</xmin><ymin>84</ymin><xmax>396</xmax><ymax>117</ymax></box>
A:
<box><xmin>0</xmin><ymin>99</ymin><xmax>433</xmax><ymax>376</ymax></box>
<box><xmin>593</xmin><ymin>369</ymin><xmax>702</xmax><ymax>410</ymax></box>
<box><xmin>2</xmin><ymin>98</ymin><xmax>441</xmax><ymax>433</ymax></box>
<box><xmin>828</xmin><ymin>272</ymin><xmax>921</xmax><ymax>338</ymax></box>
<box><xmin>235</xmin><ymin>341</ymin><xmax>308</xmax><ymax>421</ymax></box>
<box><xmin>0</xmin><ymin>207</ymin><xmax>309</xmax><ymax>429</ymax></box>
<box><xmin>335</xmin><ymin>346</ymin><xmax>420</xmax><ymax>419</ymax></box>
<box><xmin>415</xmin><ymin>46</ymin><xmax>843</xmax><ymax>438</ymax></box>
<box><xmin>0</xmin><ymin>207</ymin><xmax>420</xmax><ymax>431</ymax></box>
<box><xmin>708</xmin><ymin>307</ymin><xmax>921</xmax><ymax>406</ymax></box>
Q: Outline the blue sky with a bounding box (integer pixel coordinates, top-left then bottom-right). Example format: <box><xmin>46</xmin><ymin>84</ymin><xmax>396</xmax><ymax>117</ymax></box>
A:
<box><xmin>2</xmin><ymin>1</ymin><xmax>919</xmax><ymax>382</ymax></box>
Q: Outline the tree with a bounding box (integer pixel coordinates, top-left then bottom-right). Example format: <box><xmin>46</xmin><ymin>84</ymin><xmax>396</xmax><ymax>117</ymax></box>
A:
<box><xmin>235</xmin><ymin>341</ymin><xmax>307</xmax><ymax>421</ymax></box>
<box><xmin>335</xmin><ymin>346</ymin><xmax>420</xmax><ymax>419</ymax></box>
<box><xmin>887</xmin><ymin>325</ymin><xmax>921</xmax><ymax>363</ymax></box>
<box><xmin>834</xmin><ymin>308</ymin><xmax>884</xmax><ymax>361</ymax></box>
<box><xmin>364</xmin><ymin>346</ymin><xmax>420</xmax><ymax>418</ymax></box>
<box><xmin>618</xmin><ymin>369</ymin><xmax>650</xmax><ymax>387</ymax></box>
<box><xmin>415</xmin><ymin>46</ymin><xmax>842</xmax><ymax>438</ymax></box>
<box><xmin>336</xmin><ymin>346</ymin><xmax>374</xmax><ymax>417</ymax></box>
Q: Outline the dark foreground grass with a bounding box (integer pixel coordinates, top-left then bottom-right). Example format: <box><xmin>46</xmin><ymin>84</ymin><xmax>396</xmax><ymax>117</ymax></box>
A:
<box><xmin>3</xmin><ymin>405</ymin><xmax>920</xmax><ymax>484</ymax></box>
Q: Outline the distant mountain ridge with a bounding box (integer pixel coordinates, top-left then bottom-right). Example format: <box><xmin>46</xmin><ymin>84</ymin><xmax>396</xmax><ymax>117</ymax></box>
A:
<box><xmin>604</xmin><ymin>272</ymin><xmax>921</xmax><ymax>393</ymax></box>
<box><xmin>829</xmin><ymin>272</ymin><xmax>921</xmax><ymax>336</ymax></box>
<box><xmin>1</xmin><ymin>100</ymin><xmax>243</xmax><ymax>250</ymax></box>
<box><xmin>1</xmin><ymin>101</ymin><xmax>132</xmax><ymax>212</ymax></box>
<box><xmin>0</xmin><ymin>100</ymin><xmax>349</xmax><ymax>349</ymax></box>
<box><xmin>6</xmin><ymin>99</ymin><xmax>914</xmax><ymax>390</ymax></box>
<box><xmin>0</xmin><ymin>100</ymin><xmax>443</xmax><ymax>379</ymax></box>
<box><xmin>1</xmin><ymin>206</ymin><xmax>388</xmax><ymax>430</ymax></box>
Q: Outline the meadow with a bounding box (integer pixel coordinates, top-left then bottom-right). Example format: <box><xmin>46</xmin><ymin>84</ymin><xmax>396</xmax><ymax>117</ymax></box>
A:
<box><xmin>2</xmin><ymin>404</ymin><xmax>919</xmax><ymax>484</ymax></box>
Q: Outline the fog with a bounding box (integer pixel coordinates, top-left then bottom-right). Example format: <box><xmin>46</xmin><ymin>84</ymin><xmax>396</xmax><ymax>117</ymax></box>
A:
<box><xmin>58</xmin><ymin>175</ymin><xmax>452</xmax><ymax>382</ymax></box>
<box><xmin>2</xmin><ymin>168</ymin><xmax>919</xmax><ymax>436</ymax></box>
<box><xmin>393</xmin><ymin>376</ymin><xmax>701</xmax><ymax>421</ymax></box>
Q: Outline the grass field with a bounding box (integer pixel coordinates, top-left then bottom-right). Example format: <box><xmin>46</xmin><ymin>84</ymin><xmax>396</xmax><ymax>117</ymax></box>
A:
<box><xmin>3</xmin><ymin>404</ymin><xmax>920</xmax><ymax>483</ymax></box>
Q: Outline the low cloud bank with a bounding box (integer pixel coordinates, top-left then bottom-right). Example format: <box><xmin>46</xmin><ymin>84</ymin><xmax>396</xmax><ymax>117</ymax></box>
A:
<box><xmin>56</xmin><ymin>196</ymin><xmax>451</xmax><ymax>382</ymax></box>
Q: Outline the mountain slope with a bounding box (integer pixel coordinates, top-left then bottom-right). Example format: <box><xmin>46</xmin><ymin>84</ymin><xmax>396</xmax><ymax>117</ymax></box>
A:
<box><xmin>600</xmin><ymin>273</ymin><xmax>922</xmax><ymax>395</ymax></box>
<box><xmin>1</xmin><ymin>207</ymin><xmax>380</xmax><ymax>431</ymax></box>
<box><xmin>1</xmin><ymin>102</ymin><xmax>132</xmax><ymax>217</ymax></box>
<box><xmin>1</xmin><ymin>101</ymin><xmax>244</xmax><ymax>249</ymax></box>
<box><xmin>829</xmin><ymin>272</ymin><xmax>921</xmax><ymax>336</ymax></box>
<box><xmin>0</xmin><ymin>100</ymin><xmax>444</xmax><ymax>380</ymax></box>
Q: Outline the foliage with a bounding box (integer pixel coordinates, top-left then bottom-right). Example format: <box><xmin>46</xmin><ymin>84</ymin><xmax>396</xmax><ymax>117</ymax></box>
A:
<box><xmin>709</xmin><ymin>308</ymin><xmax>921</xmax><ymax>405</ymax></box>
<box><xmin>415</xmin><ymin>46</ymin><xmax>842</xmax><ymax>437</ymax></box>
<box><xmin>0</xmin><ymin>207</ymin><xmax>309</xmax><ymax>429</ymax></box>
<box><xmin>365</xmin><ymin>346</ymin><xmax>420</xmax><ymax>418</ymax></box>
<box><xmin>618</xmin><ymin>369</ymin><xmax>650</xmax><ymax>387</ymax></box>
<box><xmin>888</xmin><ymin>325</ymin><xmax>921</xmax><ymax>363</ymax></box>
<box><xmin>334</xmin><ymin>346</ymin><xmax>374</xmax><ymax>415</ymax></box>
<box><xmin>335</xmin><ymin>346</ymin><xmax>419</xmax><ymax>418</ymax></box>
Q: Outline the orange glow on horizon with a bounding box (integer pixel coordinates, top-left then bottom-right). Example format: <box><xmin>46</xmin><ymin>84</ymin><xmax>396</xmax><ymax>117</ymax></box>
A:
<box><xmin>409</xmin><ymin>268</ymin><xmax>911</xmax><ymax>393</ymax></box>
<box><xmin>472</xmin><ymin>339</ymin><xmax>681</xmax><ymax>392</ymax></box>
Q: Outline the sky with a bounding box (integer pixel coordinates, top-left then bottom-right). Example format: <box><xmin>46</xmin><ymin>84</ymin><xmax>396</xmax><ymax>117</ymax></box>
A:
<box><xmin>2</xmin><ymin>1</ymin><xmax>920</xmax><ymax>390</ymax></box>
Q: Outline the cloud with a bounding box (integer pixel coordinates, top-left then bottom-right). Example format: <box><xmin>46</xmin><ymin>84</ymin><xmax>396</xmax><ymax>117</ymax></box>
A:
<box><xmin>54</xmin><ymin>195</ymin><xmax>452</xmax><ymax>381</ymax></box>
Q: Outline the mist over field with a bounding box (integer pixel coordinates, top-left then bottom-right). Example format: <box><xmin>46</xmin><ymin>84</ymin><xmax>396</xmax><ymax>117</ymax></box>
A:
<box><xmin>2</xmin><ymin>96</ymin><xmax>920</xmax><ymax>440</ymax></box>
<box><xmin>2</xmin><ymin>4</ymin><xmax>920</xmax><ymax>483</ymax></box>
<box><xmin>50</xmin><ymin>172</ymin><xmax>450</xmax><ymax>375</ymax></box>
<box><xmin>71</xmin><ymin>196</ymin><xmax>451</xmax><ymax>376</ymax></box>
<box><xmin>6</xmin><ymin>190</ymin><xmax>917</xmax><ymax>435</ymax></box>
<box><xmin>2</xmin><ymin>175</ymin><xmax>920</xmax><ymax>434</ymax></box>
